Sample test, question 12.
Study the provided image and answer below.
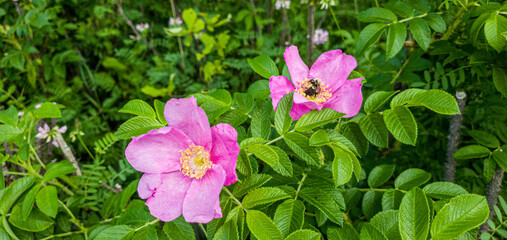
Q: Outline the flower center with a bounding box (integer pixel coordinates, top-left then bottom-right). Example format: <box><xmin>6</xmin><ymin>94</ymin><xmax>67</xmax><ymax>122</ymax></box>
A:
<box><xmin>180</xmin><ymin>145</ymin><xmax>212</xmax><ymax>179</ymax></box>
<box><xmin>296</xmin><ymin>78</ymin><xmax>332</xmax><ymax>104</ymax></box>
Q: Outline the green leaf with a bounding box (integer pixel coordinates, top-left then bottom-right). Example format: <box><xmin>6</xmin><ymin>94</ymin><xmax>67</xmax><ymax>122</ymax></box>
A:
<box><xmin>423</xmin><ymin>182</ymin><xmax>468</xmax><ymax>199</ymax></box>
<box><xmin>234</xmin><ymin>93</ymin><xmax>254</xmax><ymax>113</ymax></box>
<box><xmin>390</xmin><ymin>89</ymin><xmax>427</xmax><ymax>108</ymax></box>
<box><xmin>395</xmin><ymin>168</ymin><xmax>431</xmax><ymax>190</ymax></box>
<box><xmin>283</xmin><ymin>132</ymin><xmax>319</xmax><ymax>166</ymax></box>
<box><xmin>299</xmin><ymin>187</ymin><xmax>343</xmax><ymax>225</ymax></box>
<box><xmin>360</xmin><ymin>223</ymin><xmax>388</xmax><ymax>240</ymax></box>
<box><xmin>309</xmin><ymin>129</ymin><xmax>330</xmax><ymax>146</ymax></box>
<box><xmin>269</xmin><ymin>146</ymin><xmax>293</xmax><ymax>177</ymax></box>
<box><xmin>247</xmin><ymin>55</ymin><xmax>279</xmax><ymax>79</ymax></box>
<box><xmin>95</xmin><ymin>225</ymin><xmax>134</xmax><ymax>240</ymax></box>
<box><xmin>251</xmin><ymin>108</ymin><xmax>271</xmax><ymax>140</ymax></box>
<box><xmin>328</xmin><ymin>224</ymin><xmax>360</xmax><ymax>240</ymax></box>
<box><xmin>386</xmin><ymin>22</ymin><xmax>407</xmax><ymax>60</ymax></box>
<box><xmin>153</xmin><ymin>99</ymin><xmax>167</xmax><ymax>126</ymax></box>
<box><xmin>8</xmin><ymin>205</ymin><xmax>54</xmax><ymax>232</ymax></box>
<box><xmin>133</xmin><ymin>225</ymin><xmax>158</xmax><ymax>240</ymax></box>
<box><xmin>484</xmin><ymin>13</ymin><xmax>507</xmax><ymax>52</ymax></box>
<box><xmin>383</xmin><ymin>106</ymin><xmax>418</xmax><ymax>145</ymax></box>
<box><xmin>43</xmin><ymin>160</ymin><xmax>76</xmax><ymax>183</ymax></box>
<box><xmin>240</xmin><ymin>137</ymin><xmax>268</xmax><ymax>149</ymax></box>
<box><xmin>248</xmin><ymin>144</ymin><xmax>279</xmax><ymax>166</ymax></box>
<box><xmin>34</xmin><ymin>102</ymin><xmax>61</xmax><ymax>119</ymax></box>
<box><xmin>356</xmin><ymin>23</ymin><xmax>387</xmax><ymax>55</ymax></box>
<box><xmin>248</xmin><ymin>80</ymin><xmax>271</xmax><ymax>99</ymax></box>
<box><xmin>274</xmin><ymin>92</ymin><xmax>294</xmax><ymax>135</ymax></box>
<box><xmin>119</xmin><ymin>99</ymin><xmax>156</xmax><ymax>118</ymax></box>
<box><xmin>21</xmin><ymin>184</ymin><xmax>41</xmax><ymax>221</ymax></box>
<box><xmin>493</xmin><ymin>67</ymin><xmax>507</xmax><ymax>97</ymax></box>
<box><xmin>294</xmin><ymin>108</ymin><xmax>345</xmax><ymax>132</ymax></box>
<box><xmin>359</xmin><ymin>113</ymin><xmax>389</xmax><ymax>148</ymax></box>
<box><xmin>471</xmin><ymin>12</ymin><xmax>491</xmax><ymax>44</ymax></box>
<box><xmin>213</xmin><ymin>220</ymin><xmax>238</xmax><ymax>240</ymax></box>
<box><xmin>371</xmin><ymin>210</ymin><xmax>401</xmax><ymax>240</ymax></box>
<box><xmin>218</xmin><ymin>109</ymin><xmax>248</xmax><ymax>127</ymax></box>
<box><xmin>492</xmin><ymin>151</ymin><xmax>507</xmax><ymax>171</ymax></box>
<box><xmin>409</xmin><ymin>18</ymin><xmax>431</xmax><ymax>51</ymax></box>
<box><xmin>468</xmin><ymin>130</ymin><xmax>500</xmax><ymax>148</ymax></box>
<box><xmin>35</xmin><ymin>186</ymin><xmax>58</xmax><ymax>218</ymax></box>
<box><xmin>0</xmin><ymin>177</ymin><xmax>35</xmax><ymax>214</ymax></box>
<box><xmin>341</xmin><ymin>122</ymin><xmax>369</xmax><ymax>156</ymax></box>
<box><xmin>115</xmin><ymin>116</ymin><xmax>163</xmax><ymax>139</ymax></box>
<box><xmin>0</xmin><ymin>125</ymin><xmax>22</xmax><ymax>142</ymax></box>
<box><xmin>483</xmin><ymin>157</ymin><xmax>496</xmax><ymax>182</ymax></box>
<box><xmin>163</xmin><ymin>216</ymin><xmax>195</xmax><ymax>240</ymax></box>
<box><xmin>363</xmin><ymin>190</ymin><xmax>384</xmax><ymax>219</ymax></box>
<box><xmin>382</xmin><ymin>189</ymin><xmax>404</xmax><ymax>211</ymax></box>
<box><xmin>233</xmin><ymin>174</ymin><xmax>272</xmax><ymax>197</ymax></box>
<box><xmin>285</xmin><ymin>229</ymin><xmax>320</xmax><ymax>240</ymax></box>
<box><xmin>425</xmin><ymin>13</ymin><xmax>446</xmax><ymax>33</ymax></box>
<box><xmin>364</xmin><ymin>91</ymin><xmax>398</xmax><ymax>113</ymax></box>
<box><xmin>357</xmin><ymin>8</ymin><xmax>397</xmax><ymax>23</ymax></box>
<box><xmin>246</xmin><ymin>210</ymin><xmax>283</xmax><ymax>240</ymax></box>
<box><xmin>408</xmin><ymin>89</ymin><xmax>460</xmax><ymax>115</ymax></box>
<box><xmin>0</xmin><ymin>105</ymin><xmax>18</xmax><ymax>126</ymax></box>
<box><xmin>332</xmin><ymin>147</ymin><xmax>353</xmax><ymax>187</ymax></box>
<box><xmin>368</xmin><ymin>164</ymin><xmax>395</xmax><ymax>188</ymax></box>
<box><xmin>452</xmin><ymin>145</ymin><xmax>491</xmax><ymax>160</ymax></box>
<box><xmin>242</xmin><ymin>187</ymin><xmax>290</xmax><ymax>209</ymax></box>
<box><xmin>399</xmin><ymin>187</ymin><xmax>430</xmax><ymax>240</ymax></box>
<box><xmin>273</xmin><ymin>199</ymin><xmax>305</xmax><ymax>237</ymax></box>
<box><xmin>431</xmin><ymin>194</ymin><xmax>489</xmax><ymax>240</ymax></box>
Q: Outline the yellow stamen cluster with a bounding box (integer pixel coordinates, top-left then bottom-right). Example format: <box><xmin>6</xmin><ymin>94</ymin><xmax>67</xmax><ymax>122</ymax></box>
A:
<box><xmin>180</xmin><ymin>145</ymin><xmax>212</xmax><ymax>179</ymax></box>
<box><xmin>296</xmin><ymin>78</ymin><xmax>332</xmax><ymax>105</ymax></box>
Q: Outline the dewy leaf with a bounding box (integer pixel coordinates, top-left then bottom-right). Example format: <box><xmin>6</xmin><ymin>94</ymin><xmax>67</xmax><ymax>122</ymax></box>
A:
<box><xmin>246</xmin><ymin>210</ymin><xmax>283</xmax><ymax>240</ymax></box>
<box><xmin>299</xmin><ymin>187</ymin><xmax>343</xmax><ymax>225</ymax></box>
<box><xmin>328</xmin><ymin>224</ymin><xmax>360</xmax><ymax>240</ymax></box>
<box><xmin>371</xmin><ymin>210</ymin><xmax>401</xmax><ymax>240</ymax></box>
<box><xmin>364</xmin><ymin>91</ymin><xmax>398</xmax><ymax>114</ymax></box>
<box><xmin>34</xmin><ymin>102</ymin><xmax>61</xmax><ymax>119</ymax></box>
<box><xmin>284</xmin><ymin>132</ymin><xmax>320</xmax><ymax>166</ymax></box>
<box><xmin>332</xmin><ymin>147</ymin><xmax>353</xmax><ymax>187</ymax></box>
<box><xmin>273</xmin><ymin>199</ymin><xmax>305</xmax><ymax>238</ymax></box>
<box><xmin>0</xmin><ymin>176</ymin><xmax>36</xmax><ymax>214</ymax></box>
<box><xmin>399</xmin><ymin>187</ymin><xmax>430</xmax><ymax>240</ymax></box>
<box><xmin>425</xmin><ymin>13</ymin><xmax>446</xmax><ymax>33</ymax></box>
<box><xmin>468</xmin><ymin>130</ymin><xmax>500</xmax><ymax>148</ymax></box>
<box><xmin>390</xmin><ymin>89</ymin><xmax>427</xmax><ymax>108</ymax></box>
<box><xmin>248</xmin><ymin>144</ymin><xmax>279</xmax><ymax>166</ymax></box>
<box><xmin>285</xmin><ymin>229</ymin><xmax>321</xmax><ymax>240</ymax></box>
<box><xmin>9</xmin><ymin>205</ymin><xmax>54</xmax><ymax>232</ymax></box>
<box><xmin>423</xmin><ymin>182</ymin><xmax>468</xmax><ymax>199</ymax></box>
<box><xmin>36</xmin><ymin>186</ymin><xmax>59</xmax><ymax>218</ymax></box>
<box><xmin>386</xmin><ymin>22</ymin><xmax>407</xmax><ymax>60</ymax></box>
<box><xmin>359</xmin><ymin>113</ymin><xmax>389</xmax><ymax>148</ymax></box>
<box><xmin>115</xmin><ymin>116</ymin><xmax>163</xmax><ymax>139</ymax></box>
<box><xmin>430</xmin><ymin>194</ymin><xmax>489</xmax><ymax>240</ymax></box>
<box><xmin>163</xmin><ymin>216</ymin><xmax>196</xmax><ymax>240</ymax></box>
<box><xmin>357</xmin><ymin>8</ymin><xmax>397</xmax><ymax>23</ymax></box>
<box><xmin>493</xmin><ymin>67</ymin><xmax>507</xmax><ymax>98</ymax></box>
<box><xmin>368</xmin><ymin>164</ymin><xmax>395</xmax><ymax>188</ymax></box>
<box><xmin>394</xmin><ymin>168</ymin><xmax>431</xmax><ymax>191</ymax></box>
<box><xmin>247</xmin><ymin>55</ymin><xmax>279</xmax><ymax>79</ymax></box>
<box><xmin>383</xmin><ymin>106</ymin><xmax>418</xmax><ymax>145</ymax></box>
<box><xmin>360</xmin><ymin>223</ymin><xmax>388</xmax><ymax>240</ymax></box>
<box><xmin>484</xmin><ymin>13</ymin><xmax>507</xmax><ymax>52</ymax></box>
<box><xmin>242</xmin><ymin>187</ymin><xmax>290</xmax><ymax>209</ymax></box>
<box><xmin>274</xmin><ymin>92</ymin><xmax>294</xmax><ymax>135</ymax></box>
<box><xmin>452</xmin><ymin>145</ymin><xmax>491</xmax><ymax>160</ymax></box>
<box><xmin>408</xmin><ymin>89</ymin><xmax>460</xmax><ymax>115</ymax></box>
<box><xmin>356</xmin><ymin>23</ymin><xmax>387</xmax><ymax>55</ymax></box>
<box><xmin>119</xmin><ymin>99</ymin><xmax>156</xmax><ymax>118</ymax></box>
<box><xmin>294</xmin><ymin>108</ymin><xmax>345</xmax><ymax>132</ymax></box>
<box><xmin>409</xmin><ymin>18</ymin><xmax>431</xmax><ymax>51</ymax></box>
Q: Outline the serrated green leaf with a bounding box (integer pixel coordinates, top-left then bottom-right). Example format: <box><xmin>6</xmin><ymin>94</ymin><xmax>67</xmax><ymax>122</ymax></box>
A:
<box><xmin>213</xmin><ymin>220</ymin><xmax>238</xmax><ymax>240</ymax></box>
<box><xmin>357</xmin><ymin>8</ymin><xmax>397</xmax><ymax>23</ymax></box>
<box><xmin>0</xmin><ymin>125</ymin><xmax>22</xmax><ymax>142</ymax></box>
<box><xmin>274</xmin><ymin>199</ymin><xmax>305</xmax><ymax>237</ymax></box>
<box><xmin>365</xmin><ymin>91</ymin><xmax>398</xmax><ymax>114</ymax></box>
<box><xmin>0</xmin><ymin>177</ymin><xmax>36</xmax><ymax>215</ymax></box>
<box><xmin>283</xmin><ymin>132</ymin><xmax>319</xmax><ymax>166</ymax></box>
<box><xmin>0</xmin><ymin>105</ymin><xmax>18</xmax><ymax>126</ymax></box>
<box><xmin>386</xmin><ymin>22</ymin><xmax>407</xmax><ymax>60</ymax></box>
<box><xmin>363</xmin><ymin>190</ymin><xmax>383</xmax><ymax>220</ymax></box>
<box><xmin>36</xmin><ymin>186</ymin><xmax>58</xmax><ymax>218</ymax></box>
<box><xmin>341</xmin><ymin>122</ymin><xmax>369</xmax><ymax>156</ymax></box>
<box><xmin>395</xmin><ymin>168</ymin><xmax>431</xmax><ymax>190</ymax></box>
<box><xmin>242</xmin><ymin>187</ymin><xmax>290</xmax><ymax>209</ymax></box>
<box><xmin>234</xmin><ymin>93</ymin><xmax>254</xmax><ymax>113</ymax></box>
<box><xmin>492</xmin><ymin>151</ymin><xmax>507</xmax><ymax>171</ymax></box>
<box><xmin>309</xmin><ymin>129</ymin><xmax>330</xmax><ymax>146</ymax></box>
<box><xmin>34</xmin><ymin>102</ymin><xmax>61</xmax><ymax>119</ymax></box>
<box><xmin>295</xmin><ymin>108</ymin><xmax>344</xmax><ymax>132</ymax></box>
<box><xmin>484</xmin><ymin>157</ymin><xmax>496</xmax><ymax>182</ymax></box>
<box><xmin>269</xmin><ymin>146</ymin><xmax>293</xmax><ymax>177</ymax></box>
<box><xmin>246</xmin><ymin>210</ymin><xmax>283</xmax><ymax>240</ymax></box>
<box><xmin>469</xmin><ymin>130</ymin><xmax>500</xmax><ymax>148</ymax></box>
<box><xmin>233</xmin><ymin>174</ymin><xmax>272</xmax><ymax>197</ymax></box>
<box><xmin>43</xmin><ymin>160</ymin><xmax>76</xmax><ymax>183</ymax></box>
<box><xmin>8</xmin><ymin>205</ymin><xmax>54</xmax><ymax>232</ymax></box>
<box><xmin>274</xmin><ymin>92</ymin><xmax>294</xmax><ymax>135</ymax></box>
<box><xmin>285</xmin><ymin>229</ymin><xmax>320</xmax><ymax>240</ymax></box>
<box><xmin>153</xmin><ymin>99</ymin><xmax>167</xmax><ymax>126</ymax></box>
<box><xmin>332</xmin><ymin>147</ymin><xmax>353</xmax><ymax>187</ymax></box>
<box><xmin>95</xmin><ymin>225</ymin><xmax>134</xmax><ymax>240</ymax></box>
<box><xmin>371</xmin><ymin>210</ymin><xmax>401</xmax><ymax>240</ymax></box>
<box><xmin>425</xmin><ymin>13</ymin><xmax>446</xmax><ymax>33</ymax></box>
<box><xmin>328</xmin><ymin>224</ymin><xmax>360</xmax><ymax>240</ymax></box>
<box><xmin>368</xmin><ymin>164</ymin><xmax>395</xmax><ymax>188</ymax></box>
<box><xmin>133</xmin><ymin>225</ymin><xmax>158</xmax><ymax>240</ymax></box>
<box><xmin>484</xmin><ymin>13</ymin><xmax>507</xmax><ymax>52</ymax></box>
<box><xmin>248</xmin><ymin>144</ymin><xmax>279</xmax><ymax>166</ymax></box>
<box><xmin>359</xmin><ymin>113</ymin><xmax>389</xmax><ymax>148</ymax></box>
<box><xmin>408</xmin><ymin>89</ymin><xmax>460</xmax><ymax>115</ymax></box>
<box><xmin>119</xmin><ymin>99</ymin><xmax>156</xmax><ymax>118</ymax></box>
<box><xmin>21</xmin><ymin>184</ymin><xmax>41</xmax><ymax>221</ymax></box>
<box><xmin>251</xmin><ymin>107</ymin><xmax>271</xmax><ymax>140</ymax></box>
<box><xmin>493</xmin><ymin>67</ymin><xmax>507</xmax><ymax>97</ymax></box>
<box><xmin>423</xmin><ymin>182</ymin><xmax>468</xmax><ymax>199</ymax></box>
<box><xmin>382</xmin><ymin>189</ymin><xmax>404</xmax><ymax>211</ymax></box>
<box><xmin>431</xmin><ymin>194</ymin><xmax>489</xmax><ymax>240</ymax></box>
<box><xmin>247</xmin><ymin>55</ymin><xmax>279</xmax><ymax>79</ymax></box>
<box><xmin>115</xmin><ymin>116</ymin><xmax>162</xmax><ymax>139</ymax></box>
<box><xmin>248</xmin><ymin>80</ymin><xmax>271</xmax><ymax>99</ymax></box>
<box><xmin>409</xmin><ymin>18</ymin><xmax>430</xmax><ymax>51</ymax></box>
<box><xmin>360</xmin><ymin>223</ymin><xmax>388</xmax><ymax>240</ymax></box>
<box><xmin>299</xmin><ymin>187</ymin><xmax>343</xmax><ymax>225</ymax></box>
<box><xmin>390</xmin><ymin>89</ymin><xmax>427</xmax><ymax>108</ymax></box>
<box><xmin>239</xmin><ymin>137</ymin><xmax>268</xmax><ymax>149</ymax></box>
<box><xmin>356</xmin><ymin>23</ymin><xmax>387</xmax><ymax>55</ymax></box>
<box><xmin>163</xmin><ymin>216</ymin><xmax>195</xmax><ymax>240</ymax></box>
<box><xmin>453</xmin><ymin>145</ymin><xmax>491</xmax><ymax>160</ymax></box>
<box><xmin>384</xmin><ymin>106</ymin><xmax>418</xmax><ymax>145</ymax></box>
<box><xmin>399</xmin><ymin>187</ymin><xmax>430</xmax><ymax>240</ymax></box>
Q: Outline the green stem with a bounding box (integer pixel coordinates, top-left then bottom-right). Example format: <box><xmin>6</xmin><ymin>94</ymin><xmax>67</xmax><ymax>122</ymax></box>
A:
<box><xmin>49</xmin><ymin>180</ymin><xmax>75</xmax><ymax>196</ymax></box>
<box><xmin>329</xmin><ymin>6</ymin><xmax>346</xmax><ymax>44</ymax></box>
<box><xmin>359</xmin><ymin>188</ymin><xmax>407</xmax><ymax>193</ymax></box>
<box><xmin>134</xmin><ymin>219</ymin><xmax>160</xmax><ymax>231</ymax></box>
<box><xmin>78</xmin><ymin>135</ymin><xmax>95</xmax><ymax>162</ymax></box>
<box><xmin>198</xmin><ymin>223</ymin><xmax>208</xmax><ymax>238</ymax></box>
<box><xmin>40</xmin><ymin>230</ymin><xmax>85</xmax><ymax>240</ymax></box>
<box><xmin>30</xmin><ymin>145</ymin><xmax>45</xmax><ymax>168</ymax></box>
<box><xmin>1</xmin><ymin>171</ymin><xmax>30</xmax><ymax>176</ymax></box>
<box><xmin>223</xmin><ymin>187</ymin><xmax>248</xmax><ymax>211</ymax></box>
<box><xmin>58</xmin><ymin>199</ymin><xmax>76</xmax><ymax>219</ymax></box>
<box><xmin>294</xmin><ymin>173</ymin><xmax>307</xmax><ymax>200</ymax></box>
<box><xmin>390</xmin><ymin>58</ymin><xmax>410</xmax><ymax>84</ymax></box>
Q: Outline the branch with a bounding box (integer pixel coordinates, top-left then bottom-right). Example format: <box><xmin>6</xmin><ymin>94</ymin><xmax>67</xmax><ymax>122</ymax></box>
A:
<box><xmin>308</xmin><ymin>3</ymin><xmax>315</xmax><ymax>65</ymax></box>
<box><xmin>55</xmin><ymin>133</ymin><xmax>82</xmax><ymax>176</ymax></box>
<box><xmin>444</xmin><ymin>92</ymin><xmax>466</xmax><ymax>182</ymax></box>
<box><xmin>478</xmin><ymin>167</ymin><xmax>504</xmax><ymax>238</ymax></box>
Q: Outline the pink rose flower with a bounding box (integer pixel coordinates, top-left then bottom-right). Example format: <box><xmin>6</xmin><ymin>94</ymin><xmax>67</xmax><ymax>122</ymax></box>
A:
<box><xmin>270</xmin><ymin>46</ymin><xmax>364</xmax><ymax>120</ymax></box>
<box><xmin>125</xmin><ymin>97</ymin><xmax>239</xmax><ymax>223</ymax></box>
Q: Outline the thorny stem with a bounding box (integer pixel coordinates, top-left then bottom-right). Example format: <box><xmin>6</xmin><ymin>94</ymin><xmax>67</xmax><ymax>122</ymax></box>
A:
<box><xmin>294</xmin><ymin>173</ymin><xmax>307</xmax><ymax>200</ymax></box>
<box><xmin>223</xmin><ymin>187</ymin><xmax>247</xmax><ymax>211</ymax></box>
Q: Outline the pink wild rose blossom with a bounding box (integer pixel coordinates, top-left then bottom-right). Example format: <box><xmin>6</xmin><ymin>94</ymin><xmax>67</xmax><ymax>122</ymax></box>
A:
<box><xmin>125</xmin><ymin>97</ymin><xmax>239</xmax><ymax>223</ymax></box>
<box><xmin>269</xmin><ymin>45</ymin><xmax>364</xmax><ymax>120</ymax></box>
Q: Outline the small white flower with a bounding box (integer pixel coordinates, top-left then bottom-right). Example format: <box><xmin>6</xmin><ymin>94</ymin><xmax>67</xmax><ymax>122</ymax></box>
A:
<box><xmin>135</xmin><ymin>23</ymin><xmax>149</xmax><ymax>32</ymax></box>
<box><xmin>275</xmin><ymin>0</ymin><xmax>290</xmax><ymax>9</ymax></box>
<box><xmin>313</xmin><ymin>28</ymin><xmax>329</xmax><ymax>45</ymax></box>
<box><xmin>169</xmin><ymin>17</ymin><xmax>183</xmax><ymax>26</ymax></box>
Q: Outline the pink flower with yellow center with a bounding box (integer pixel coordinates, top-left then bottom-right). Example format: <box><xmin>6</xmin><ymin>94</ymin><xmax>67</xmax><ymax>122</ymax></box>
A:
<box><xmin>125</xmin><ymin>97</ymin><xmax>239</xmax><ymax>223</ymax></box>
<box><xmin>270</xmin><ymin>46</ymin><xmax>364</xmax><ymax>120</ymax></box>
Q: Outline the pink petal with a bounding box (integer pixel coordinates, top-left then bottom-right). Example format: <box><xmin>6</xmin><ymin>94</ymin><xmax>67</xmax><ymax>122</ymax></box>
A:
<box><xmin>269</xmin><ymin>75</ymin><xmax>295</xmax><ymax>111</ymax></box>
<box><xmin>36</xmin><ymin>132</ymin><xmax>47</xmax><ymax>139</ymax></box>
<box><xmin>323</xmin><ymin>78</ymin><xmax>364</xmax><ymax>118</ymax></box>
<box><xmin>164</xmin><ymin>97</ymin><xmax>212</xmax><ymax>150</ymax></box>
<box><xmin>293</xmin><ymin>92</ymin><xmax>320</xmax><ymax>110</ymax></box>
<box><xmin>125</xmin><ymin>127</ymin><xmax>193</xmax><ymax>173</ymax></box>
<box><xmin>144</xmin><ymin>171</ymin><xmax>192</xmax><ymax>222</ymax></box>
<box><xmin>52</xmin><ymin>140</ymin><xmax>59</xmax><ymax>147</ymax></box>
<box><xmin>309</xmin><ymin>50</ymin><xmax>357</xmax><ymax>92</ymax></box>
<box><xmin>138</xmin><ymin>173</ymin><xmax>162</xmax><ymax>199</ymax></box>
<box><xmin>58</xmin><ymin>125</ymin><xmax>67</xmax><ymax>133</ymax></box>
<box><xmin>182</xmin><ymin>165</ymin><xmax>226</xmax><ymax>223</ymax></box>
<box><xmin>289</xmin><ymin>103</ymin><xmax>312</xmax><ymax>120</ymax></box>
<box><xmin>214</xmin><ymin>199</ymin><xmax>222</xmax><ymax>218</ymax></box>
<box><xmin>43</xmin><ymin>124</ymin><xmax>50</xmax><ymax>132</ymax></box>
<box><xmin>210</xmin><ymin>123</ymin><xmax>239</xmax><ymax>186</ymax></box>
<box><xmin>284</xmin><ymin>46</ymin><xmax>309</xmax><ymax>86</ymax></box>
